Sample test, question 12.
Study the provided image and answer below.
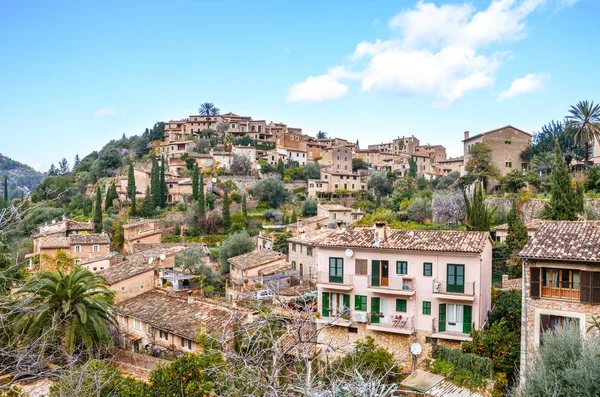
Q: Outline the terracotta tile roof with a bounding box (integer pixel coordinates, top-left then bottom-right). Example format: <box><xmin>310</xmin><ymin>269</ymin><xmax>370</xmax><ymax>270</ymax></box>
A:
<box><xmin>125</xmin><ymin>245</ymin><xmax>187</xmax><ymax>264</ymax></box>
<box><xmin>123</xmin><ymin>219</ymin><xmax>160</xmax><ymax>229</ymax></box>
<box><xmin>69</xmin><ymin>233</ymin><xmax>111</xmax><ymax>245</ymax></box>
<box><xmin>298</xmin><ymin>215</ymin><xmax>328</xmax><ymax>225</ymax></box>
<box><xmin>80</xmin><ymin>252</ymin><xmax>117</xmax><ymax>264</ymax></box>
<box><xmin>39</xmin><ymin>237</ymin><xmax>70</xmax><ymax>249</ymax></box>
<box><xmin>67</xmin><ymin>221</ymin><xmax>94</xmax><ymax>231</ymax></box>
<box><xmin>288</xmin><ymin>229</ymin><xmax>335</xmax><ymax>245</ymax></box>
<box><xmin>126</xmin><ymin>229</ymin><xmax>162</xmax><ymax>241</ymax></box>
<box><xmin>318</xmin><ymin>204</ymin><xmax>352</xmax><ymax>212</ymax></box>
<box><xmin>115</xmin><ymin>290</ymin><xmax>237</xmax><ymax>340</ymax></box>
<box><xmin>98</xmin><ymin>261</ymin><xmax>156</xmax><ymax>285</ymax></box>
<box><xmin>316</xmin><ymin>227</ymin><xmax>490</xmax><ymax>253</ymax></box>
<box><xmin>519</xmin><ymin>221</ymin><xmax>600</xmax><ymax>262</ymax></box>
<box><xmin>495</xmin><ymin>219</ymin><xmax>544</xmax><ymax>232</ymax></box>
<box><xmin>228</xmin><ymin>250</ymin><xmax>286</xmax><ymax>271</ymax></box>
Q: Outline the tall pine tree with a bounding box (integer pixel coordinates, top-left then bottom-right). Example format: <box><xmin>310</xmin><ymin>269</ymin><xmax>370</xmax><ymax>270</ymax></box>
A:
<box><xmin>93</xmin><ymin>187</ymin><xmax>103</xmax><ymax>233</ymax></box>
<box><xmin>222</xmin><ymin>192</ymin><xmax>231</xmax><ymax>232</ymax></box>
<box><xmin>277</xmin><ymin>158</ymin><xmax>285</xmax><ymax>179</ymax></box>
<box><xmin>139</xmin><ymin>186</ymin><xmax>155</xmax><ymax>217</ymax></box>
<box><xmin>464</xmin><ymin>184</ymin><xmax>494</xmax><ymax>231</ymax></box>
<box><xmin>506</xmin><ymin>200</ymin><xmax>528</xmax><ymax>251</ymax></box>
<box><xmin>160</xmin><ymin>159</ymin><xmax>166</xmax><ymax>207</ymax></box>
<box><xmin>241</xmin><ymin>193</ymin><xmax>248</xmax><ymax>219</ymax></box>
<box><xmin>198</xmin><ymin>173</ymin><xmax>206</xmax><ymax>218</ymax></box>
<box><xmin>547</xmin><ymin>139</ymin><xmax>578</xmax><ymax>220</ymax></box>
<box><xmin>192</xmin><ymin>163</ymin><xmax>199</xmax><ymax>201</ymax></box>
<box><xmin>151</xmin><ymin>157</ymin><xmax>160</xmax><ymax>208</ymax></box>
<box><xmin>104</xmin><ymin>182</ymin><xmax>115</xmax><ymax>211</ymax></box>
<box><xmin>127</xmin><ymin>164</ymin><xmax>136</xmax><ymax>215</ymax></box>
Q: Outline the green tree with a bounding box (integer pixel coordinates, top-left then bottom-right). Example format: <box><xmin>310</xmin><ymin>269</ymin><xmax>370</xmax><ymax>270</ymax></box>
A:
<box><xmin>15</xmin><ymin>268</ymin><xmax>115</xmax><ymax>355</ymax></box>
<box><xmin>3</xmin><ymin>176</ymin><xmax>7</xmax><ymax>202</ymax></box>
<box><xmin>150</xmin><ymin>353</ymin><xmax>223</xmax><ymax>397</ymax></box>
<box><xmin>463</xmin><ymin>184</ymin><xmax>494</xmax><ymax>231</ymax></box>
<box><xmin>409</xmin><ymin>157</ymin><xmax>418</xmax><ymax>178</ymax></box>
<box><xmin>303</xmin><ymin>161</ymin><xmax>321</xmax><ymax>179</ymax></box>
<box><xmin>302</xmin><ymin>199</ymin><xmax>318</xmax><ymax>217</ymax></box>
<box><xmin>506</xmin><ymin>200</ymin><xmax>528</xmax><ymax>251</ymax></box>
<box><xmin>465</xmin><ymin>142</ymin><xmax>501</xmax><ymax>189</ymax></box>
<box><xmin>290</xmin><ymin>209</ymin><xmax>297</xmax><ymax>223</ymax></box>
<box><xmin>139</xmin><ymin>186</ymin><xmax>155</xmax><ymax>217</ymax></box>
<box><xmin>198</xmin><ymin>173</ymin><xmax>206</xmax><ymax>218</ymax></box>
<box><xmin>93</xmin><ymin>187</ymin><xmax>102</xmax><ymax>233</ymax></box>
<box><xmin>501</xmin><ymin>170</ymin><xmax>527</xmax><ymax>193</ymax></box>
<box><xmin>521</xmin><ymin>120</ymin><xmax>585</xmax><ymax>165</ymax></box>
<box><xmin>198</xmin><ymin>102</ymin><xmax>220</xmax><ymax>116</ymax></box>
<box><xmin>546</xmin><ymin>139</ymin><xmax>578</xmax><ymax>220</ymax></box>
<box><xmin>273</xmin><ymin>231</ymin><xmax>292</xmax><ymax>254</ymax></box>
<box><xmin>369</xmin><ymin>171</ymin><xmax>393</xmax><ymax>196</ymax></box>
<box><xmin>352</xmin><ymin>158</ymin><xmax>369</xmax><ymax>172</ymax></box>
<box><xmin>206</xmin><ymin>192</ymin><xmax>215</xmax><ymax>210</ymax></box>
<box><xmin>565</xmin><ymin>100</ymin><xmax>600</xmax><ymax>170</ymax></box>
<box><xmin>241</xmin><ymin>193</ymin><xmax>247</xmax><ymax>218</ymax></box>
<box><xmin>218</xmin><ymin>231</ymin><xmax>254</xmax><ymax>273</ymax></box>
<box><xmin>127</xmin><ymin>164</ymin><xmax>136</xmax><ymax>215</ymax></box>
<box><xmin>530</xmin><ymin>151</ymin><xmax>555</xmax><ymax>175</ymax></box>
<box><xmin>151</xmin><ymin>157</ymin><xmax>160</xmax><ymax>208</ymax></box>
<box><xmin>277</xmin><ymin>158</ymin><xmax>285</xmax><ymax>178</ymax></box>
<box><xmin>192</xmin><ymin>162</ymin><xmax>199</xmax><ymax>201</ymax></box>
<box><xmin>104</xmin><ymin>182</ymin><xmax>117</xmax><ymax>211</ymax></box>
<box><xmin>222</xmin><ymin>193</ymin><xmax>231</xmax><ymax>232</ymax></box>
<box><xmin>251</xmin><ymin>176</ymin><xmax>288</xmax><ymax>208</ymax></box>
<box><xmin>316</xmin><ymin>130</ymin><xmax>327</xmax><ymax>139</ymax></box>
<box><xmin>407</xmin><ymin>197</ymin><xmax>432</xmax><ymax>223</ymax></box>
<box><xmin>160</xmin><ymin>158</ymin><xmax>166</xmax><ymax>207</ymax></box>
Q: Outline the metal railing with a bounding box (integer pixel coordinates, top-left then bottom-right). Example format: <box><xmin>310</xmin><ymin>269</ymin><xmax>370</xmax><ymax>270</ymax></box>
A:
<box><xmin>432</xmin><ymin>279</ymin><xmax>475</xmax><ymax>295</ymax></box>
<box><xmin>317</xmin><ymin>272</ymin><xmax>354</xmax><ymax>285</ymax></box>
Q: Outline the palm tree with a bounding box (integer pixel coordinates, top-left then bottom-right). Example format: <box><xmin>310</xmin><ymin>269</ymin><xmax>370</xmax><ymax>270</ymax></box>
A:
<box><xmin>565</xmin><ymin>100</ymin><xmax>600</xmax><ymax>170</ymax></box>
<box><xmin>15</xmin><ymin>268</ymin><xmax>115</xmax><ymax>356</ymax></box>
<box><xmin>198</xmin><ymin>102</ymin><xmax>220</xmax><ymax>116</ymax></box>
<box><xmin>530</xmin><ymin>152</ymin><xmax>555</xmax><ymax>176</ymax></box>
<box><xmin>223</xmin><ymin>133</ymin><xmax>234</xmax><ymax>150</ymax></box>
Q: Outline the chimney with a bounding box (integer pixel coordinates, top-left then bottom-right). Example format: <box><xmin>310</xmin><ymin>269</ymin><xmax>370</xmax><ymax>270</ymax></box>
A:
<box><xmin>373</xmin><ymin>221</ymin><xmax>387</xmax><ymax>244</ymax></box>
<box><xmin>187</xmin><ymin>290</ymin><xmax>194</xmax><ymax>304</ymax></box>
<box><xmin>464</xmin><ymin>131</ymin><xmax>469</xmax><ymax>140</ymax></box>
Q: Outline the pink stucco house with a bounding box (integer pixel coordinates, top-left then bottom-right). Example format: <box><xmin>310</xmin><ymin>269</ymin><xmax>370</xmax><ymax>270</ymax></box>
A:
<box><xmin>314</xmin><ymin>222</ymin><xmax>493</xmax><ymax>361</ymax></box>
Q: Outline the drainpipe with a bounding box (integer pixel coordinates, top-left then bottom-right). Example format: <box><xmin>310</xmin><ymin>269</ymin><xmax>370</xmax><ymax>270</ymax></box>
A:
<box><xmin>520</xmin><ymin>258</ymin><xmax>528</xmax><ymax>386</ymax></box>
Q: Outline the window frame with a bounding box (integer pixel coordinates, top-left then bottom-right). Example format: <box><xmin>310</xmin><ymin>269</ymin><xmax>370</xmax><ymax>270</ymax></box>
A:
<box><xmin>423</xmin><ymin>262</ymin><xmax>433</xmax><ymax>277</ymax></box>
<box><xmin>422</xmin><ymin>301</ymin><xmax>431</xmax><ymax>315</ymax></box>
<box><xmin>396</xmin><ymin>261</ymin><xmax>408</xmax><ymax>275</ymax></box>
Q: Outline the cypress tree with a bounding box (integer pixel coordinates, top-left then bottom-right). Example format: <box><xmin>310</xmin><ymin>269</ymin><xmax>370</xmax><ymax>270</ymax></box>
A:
<box><xmin>192</xmin><ymin>163</ymin><xmax>199</xmax><ymax>201</ymax></box>
<box><xmin>277</xmin><ymin>158</ymin><xmax>285</xmax><ymax>178</ymax></box>
<box><xmin>160</xmin><ymin>159</ymin><xmax>166</xmax><ymax>207</ymax></box>
<box><xmin>282</xmin><ymin>213</ymin><xmax>289</xmax><ymax>225</ymax></box>
<box><xmin>506</xmin><ymin>200</ymin><xmax>528</xmax><ymax>251</ymax></box>
<box><xmin>548</xmin><ymin>139</ymin><xmax>577</xmax><ymax>220</ymax></box>
<box><xmin>151</xmin><ymin>157</ymin><xmax>160</xmax><ymax>208</ymax></box>
<box><xmin>464</xmin><ymin>184</ymin><xmax>493</xmax><ymax>231</ymax></box>
<box><xmin>127</xmin><ymin>164</ymin><xmax>136</xmax><ymax>215</ymax></box>
<box><xmin>3</xmin><ymin>176</ymin><xmax>7</xmax><ymax>202</ymax></box>
<box><xmin>140</xmin><ymin>186</ymin><xmax>154</xmax><ymax>217</ymax></box>
<box><xmin>93</xmin><ymin>187</ymin><xmax>103</xmax><ymax>233</ymax></box>
<box><xmin>104</xmin><ymin>183</ymin><xmax>113</xmax><ymax>211</ymax></box>
<box><xmin>198</xmin><ymin>173</ymin><xmax>206</xmax><ymax>218</ymax></box>
<box><xmin>291</xmin><ymin>210</ymin><xmax>297</xmax><ymax>223</ymax></box>
<box><xmin>222</xmin><ymin>192</ymin><xmax>231</xmax><ymax>231</ymax></box>
<box><xmin>242</xmin><ymin>193</ymin><xmax>248</xmax><ymax>219</ymax></box>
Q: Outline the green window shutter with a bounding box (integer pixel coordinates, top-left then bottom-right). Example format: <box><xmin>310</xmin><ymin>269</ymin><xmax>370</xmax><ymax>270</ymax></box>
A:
<box><xmin>396</xmin><ymin>299</ymin><xmax>407</xmax><ymax>312</ymax></box>
<box><xmin>370</xmin><ymin>297</ymin><xmax>380</xmax><ymax>324</ymax></box>
<box><xmin>463</xmin><ymin>305</ymin><xmax>472</xmax><ymax>334</ymax></box>
<box><xmin>342</xmin><ymin>294</ymin><xmax>350</xmax><ymax>315</ymax></box>
<box><xmin>329</xmin><ymin>258</ymin><xmax>343</xmax><ymax>283</ymax></box>
<box><xmin>438</xmin><ymin>303</ymin><xmax>446</xmax><ymax>332</ymax></box>
<box><xmin>396</xmin><ymin>261</ymin><xmax>407</xmax><ymax>275</ymax></box>
<box><xmin>354</xmin><ymin>295</ymin><xmax>367</xmax><ymax>311</ymax></box>
<box><xmin>322</xmin><ymin>292</ymin><xmax>330</xmax><ymax>317</ymax></box>
<box><xmin>371</xmin><ymin>260</ymin><xmax>380</xmax><ymax>287</ymax></box>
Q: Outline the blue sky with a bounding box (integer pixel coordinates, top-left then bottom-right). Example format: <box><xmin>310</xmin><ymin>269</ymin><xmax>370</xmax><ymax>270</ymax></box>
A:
<box><xmin>1</xmin><ymin>0</ymin><xmax>598</xmax><ymax>171</ymax></box>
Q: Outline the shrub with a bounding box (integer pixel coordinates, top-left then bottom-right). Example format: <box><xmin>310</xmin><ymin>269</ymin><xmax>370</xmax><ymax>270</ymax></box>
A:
<box><xmin>435</xmin><ymin>346</ymin><xmax>493</xmax><ymax>379</ymax></box>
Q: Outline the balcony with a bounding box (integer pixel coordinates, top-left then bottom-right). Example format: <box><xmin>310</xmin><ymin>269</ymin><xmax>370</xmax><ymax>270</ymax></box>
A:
<box><xmin>541</xmin><ymin>286</ymin><xmax>580</xmax><ymax>301</ymax></box>
<box><xmin>315</xmin><ymin>314</ymin><xmax>353</xmax><ymax>327</ymax></box>
<box><xmin>317</xmin><ymin>272</ymin><xmax>354</xmax><ymax>291</ymax></box>
<box><xmin>367</xmin><ymin>314</ymin><xmax>414</xmax><ymax>335</ymax></box>
<box><xmin>432</xmin><ymin>280</ymin><xmax>476</xmax><ymax>301</ymax></box>
<box><xmin>430</xmin><ymin>317</ymin><xmax>472</xmax><ymax>341</ymax></box>
<box><xmin>368</xmin><ymin>277</ymin><xmax>416</xmax><ymax>296</ymax></box>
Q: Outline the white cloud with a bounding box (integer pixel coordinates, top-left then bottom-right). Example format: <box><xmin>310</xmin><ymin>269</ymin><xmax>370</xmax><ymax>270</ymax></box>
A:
<box><xmin>288</xmin><ymin>0</ymin><xmax>555</xmax><ymax>105</ymax></box>
<box><xmin>499</xmin><ymin>73</ymin><xmax>549</xmax><ymax>100</ymax></box>
<box><xmin>286</xmin><ymin>74</ymin><xmax>348</xmax><ymax>102</ymax></box>
<box><xmin>94</xmin><ymin>107</ymin><xmax>123</xmax><ymax>117</ymax></box>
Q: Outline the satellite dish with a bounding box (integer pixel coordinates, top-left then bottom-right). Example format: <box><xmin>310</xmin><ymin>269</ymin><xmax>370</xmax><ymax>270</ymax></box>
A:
<box><xmin>159</xmin><ymin>254</ymin><xmax>166</xmax><ymax>261</ymax></box>
<box><xmin>344</xmin><ymin>249</ymin><xmax>354</xmax><ymax>258</ymax></box>
<box><xmin>212</xmin><ymin>178</ymin><xmax>217</xmax><ymax>183</ymax></box>
<box><xmin>410</xmin><ymin>342</ymin><xmax>422</xmax><ymax>356</ymax></box>
<box><xmin>148</xmin><ymin>257</ymin><xmax>154</xmax><ymax>265</ymax></box>
<box><xmin>256</xmin><ymin>164</ymin><xmax>262</xmax><ymax>170</ymax></box>
<box><xmin>51</xmin><ymin>219</ymin><xmax>56</xmax><ymax>224</ymax></box>
<box><xmin>44</xmin><ymin>226</ymin><xmax>49</xmax><ymax>232</ymax></box>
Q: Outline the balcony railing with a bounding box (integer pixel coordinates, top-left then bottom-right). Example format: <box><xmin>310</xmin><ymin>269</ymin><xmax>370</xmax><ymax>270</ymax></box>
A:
<box><xmin>367</xmin><ymin>314</ymin><xmax>414</xmax><ymax>334</ymax></box>
<box><xmin>541</xmin><ymin>286</ymin><xmax>580</xmax><ymax>301</ymax></box>
<box><xmin>433</xmin><ymin>280</ymin><xmax>475</xmax><ymax>296</ymax></box>
<box><xmin>367</xmin><ymin>277</ymin><xmax>415</xmax><ymax>295</ymax></box>
<box><xmin>317</xmin><ymin>272</ymin><xmax>354</xmax><ymax>286</ymax></box>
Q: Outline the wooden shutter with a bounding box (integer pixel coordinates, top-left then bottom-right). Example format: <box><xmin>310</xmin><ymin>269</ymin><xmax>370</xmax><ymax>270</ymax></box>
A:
<box><xmin>355</xmin><ymin>259</ymin><xmax>368</xmax><ymax>275</ymax></box>
<box><xmin>354</xmin><ymin>295</ymin><xmax>364</xmax><ymax>311</ymax></box>
<box><xmin>592</xmin><ymin>272</ymin><xmax>600</xmax><ymax>304</ymax></box>
<box><xmin>581</xmin><ymin>271</ymin><xmax>592</xmax><ymax>303</ymax></box>
<box><xmin>438</xmin><ymin>304</ymin><xmax>446</xmax><ymax>332</ymax></box>
<box><xmin>396</xmin><ymin>299</ymin><xmax>407</xmax><ymax>312</ymax></box>
<box><xmin>539</xmin><ymin>314</ymin><xmax>551</xmax><ymax>344</ymax></box>
<box><xmin>342</xmin><ymin>294</ymin><xmax>350</xmax><ymax>315</ymax></box>
<box><xmin>463</xmin><ymin>305</ymin><xmax>472</xmax><ymax>334</ymax></box>
<box><xmin>322</xmin><ymin>292</ymin><xmax>330</xmax><ymax>317</ymax></box>
<box><xmin>530</xmin><ymin>267</ymin><xmax>540</xmax><ymax>299</ymax></box>
<box><xmin>370</xmin><ymin>297</ymin><xmax>380</xmax><ymax>324</ymax></box>
<box><xmin>371</xmin><ymin>260</ymin><xmax>380</xmax><ymax>287</ymax></box>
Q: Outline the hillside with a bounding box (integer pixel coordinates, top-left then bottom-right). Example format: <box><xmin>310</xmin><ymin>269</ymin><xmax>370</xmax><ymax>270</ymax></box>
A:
<box><xmin>0</xmin><ymin>153</ymin><xmax>46</xmax><ymax>199</ymax></box>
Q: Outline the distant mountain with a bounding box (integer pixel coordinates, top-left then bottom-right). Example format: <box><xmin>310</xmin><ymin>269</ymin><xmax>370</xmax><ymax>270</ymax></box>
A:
<box><xmin>0</xmin><ymin>154</ymin><xmax>46</xmax><ymax>200</ymax></box>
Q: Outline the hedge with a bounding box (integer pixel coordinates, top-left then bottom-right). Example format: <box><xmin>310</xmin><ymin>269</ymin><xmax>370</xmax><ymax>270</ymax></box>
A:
<box><xmin>435</xmin><ymin>345</ymin><xmax>493</xmax><ymax>379</ymax></box>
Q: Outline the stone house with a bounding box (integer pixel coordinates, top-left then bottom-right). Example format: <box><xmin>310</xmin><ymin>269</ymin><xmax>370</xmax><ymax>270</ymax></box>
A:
<box><xmin>123</xmin><ymin>219</ymin><xmax>163</xmax><ymax>254</ymax></box>
<box><xmin>99</xmin><ymin>261</ymin><xmax>158</xmax><ymax>303</ymax></box>
<box><xmin>212</xmin><ymin>151</ymin><xmax>232</xmax><ymax>169</ymax></box>
<box><xmin>156</xmin><ymin>140</ymin><xmax>195</xmax><ymax>160</ymax></box>
<box><xmin>414</xmin><ymin>145</ymin><xmax>447</xmax><ymax>163</ymax></box>
<box><xmin>165</xmin><ymin>177</ymin><xmax>193</xmax><ymax>204</ymax></box>
<box><xmin>228</xmin><ymin>250</ymin><xmax>288</xmax><ymax>287</ymax></box>
<box><xmin>437</xmin><ymin>157</ymin><xmax>464</xmax><ymax>175</ymax></box>
<box><xmin>494</xmin><ymin>218</ymin><xmax>544</xmax><ymax>243</ymax></box>
<box><xmin>519</xmin><ymin>221</ymin><xmax>600</xmax><ymax>378</ymax></box>
<box><xmin>463</xmin><ymin>126</ymin><xmax>532</xmax><ymax>191</ymax></box>
<box><xmin>231</xmin><ymin>145</ymin><xmax>258</xmax><ymax>164</ymax></box>
<box><xmin>307</xmin><ymin>179</ymin><xmax>330</xmax><ymax>198</ymax></box>
<box><xmin>287</xmin><ymin>229</ymin><xmax>334</xmax><ymax>283</ymax></box>
<box><xmin>80</xmin><ymin>252</ymin><xmax>118</xmax><ymax>273</ymax></box>
<box><xmin>353</xmin><ymin>149</ymin><xmax>401</xmax><ymax>170</ymax></box>
<box><xmin>276</xmin><ymin>130</ymin><xmax>307</xmax><ymax>152</ymax></box>
<box><xmin>29</xmin><ymin>219</ymin><xmax>94</xmax><ymax>261</ymax></box>
<box><xmin>38</xmin><ymin>233</ymin><xmax>111</xmax><ymax>270</ymax></box>
<box><xmin>320</xmin><ymin>144</ymin><xmax>353</xmax><ymax>171</ymax></box>
<box><xmin>114</xmin><ymin>289</ymin><xmax>241</xmax><ymax>354</ymax></box>
<box><xmin>314</xmin><ymin>222</ymin><xmax>493</xmax><ymax>362</ymax></box>
<box><xmin>368</xmin><ymin>136</ymin><xmax>420</xmax><ymax>155</ymax></box>
<box><xmin>320</xmin><ymin>169</ymin><xmax>365</xmax><ymax>194</ymax></box>
<box><xmin>306</xmin><ymin>140</ymin><xmax>327</xmax><ymax>161</ymax></box>
<box><xmin>317</xmin><ymin>204</ymin><xmax>355</xmax><ymax>226</ymax></box>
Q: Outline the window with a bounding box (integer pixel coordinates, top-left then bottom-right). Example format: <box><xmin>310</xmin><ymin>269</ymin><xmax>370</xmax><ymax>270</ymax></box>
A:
<box><xmin>292</xmin><ymin>243</ymin><xmax>296</xmax><ymax>252</ymax></box>
<box><xmin>396</xmin><ymin>261</ymin><xmax>408</xmax><ymax>275</ymax></box>
<box><xmin>505</xmin><ymin>140</ymin><xmax>512</xmax><ymax>144</ymax></box>
<box><xmin>74</xmin><ymin>259</ymin><xmax>82</xmax><ymax>265</ymax></box>
<box><xmin>422</xmin><ymin>301</ymin><xmax>431</xmax><ymax>315</ymax></box>
<box><xmin>355</xmin><ymin>259</ymin><xmax>368</xmax><ymax>275</ymax></box>
<box><xmin>329</xmin><ymin>257</ymin><xmax>344</xmax><ymax>283</ymax></box>
<box><xmin>160</xmin><ymin>330</ymin><xmax>168</xmax><ymax>340</ymax></box>
<box><xmin>181</xmin><ymin>337</ymin><xmax>192</xmax><ymax>349</ymax></box>
<box><xmin>542</xmin><ymin>268</ymin><xmax>580</xmax><ymax>300</ymax></box>
<box><xmin>140</xmin><ymin>284</ymin><xmax>144</xmax><ymax>289</ymax></box>
<box><xmin>133</xmin><ymin>319</ymin><xmax>141</xmax><ymax>330</ymax></box>
<box><xmin>396</xmin><ymin>299</ymin><xmax>407</xmax><ymax>312</ymax></box>
<box><xmin>92</xmin><ymin>245</ymin><xmax>99</xmax><ymax>252</ymax></box>
<box><xmin>306</xmin><ymin>247</ymin><xmax>312</xmax><ymax>256</ymax></box>
<box><xmin>505</xmin><ymin>161</ymin><xmax>512</xmax><ymax>168</ymax></box>
<box><xmin>447</xmin><ymin>264</ymin><xmax>465</xmax><ymax>293</ymax></box>
<box><xmin>539</xmin><ymin>314</ymin><xmax>580</xmax><ymax>341</ymax></box>
<box><xmin>354</xmin><ymin>295</ymin><xmax>367</xmax><ymax>311</ymax></box>
<box><xmin>423</xmin><ymin>262</ymin><xmax>433</xmax><ymax>276</ymax></box>
<box><xmin>74</xmin><ymin>245</ymin><xmax>81</xmax><ymax>253</ymax></box>
<box><xmin>292</xmin><ymin>261</ymin><xmax>296</xmax><ymax>270</ymax></box>
<box><xmin>121</xmin><ymin>286</ymin><xmax>126</xmax><ymax>291</ymax></box>
<box><xmin>231</xmin><ymin>123</ymin><xmax>236</xmax><ymax>128</ymax></box>
<box><xmin>118</xmin><ymin>315</ymin><xmax>125</xmax><ymax>325</ymax></box>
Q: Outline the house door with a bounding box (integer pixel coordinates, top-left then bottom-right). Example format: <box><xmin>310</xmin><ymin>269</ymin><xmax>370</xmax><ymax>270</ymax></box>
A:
<box><xmin>371</xmin><ymin>260</ymin><xmax>389</xmax><ymax>287</ymax></box>
<box><xmin>381</xmin><ymin>261</ymin><xmax>389</xmax><ymax>287</ymax></box>
<box><xmin>371</xmin><ymin>297</ymin><xmax>380</xmax><ymax>324</ymax></box>
<box><xmin>299</xmin><ymin>263</ymin><xmax>304</xmax><ymax>277</ymax></box>
<box><xmin>133</xmin><ymin>340</ymin><xmax>140</xmax><ymax>353</ymax></box>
